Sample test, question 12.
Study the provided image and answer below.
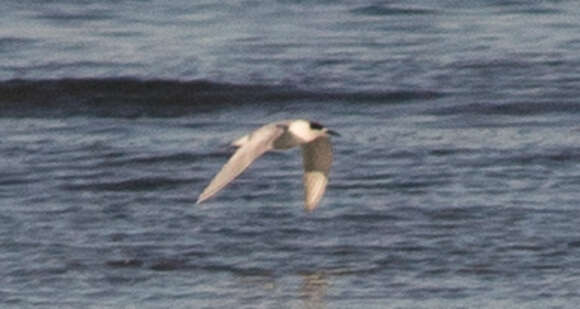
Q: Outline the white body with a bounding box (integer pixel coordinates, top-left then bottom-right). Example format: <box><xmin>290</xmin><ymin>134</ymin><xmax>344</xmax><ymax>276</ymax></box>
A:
<box><xmin>197</xmin><ymin>119</ymin><xmax>335</xmax><ymax>211</ymax></box>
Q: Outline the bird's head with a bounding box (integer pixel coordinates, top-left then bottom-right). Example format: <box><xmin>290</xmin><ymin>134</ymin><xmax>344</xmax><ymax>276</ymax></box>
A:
<box><xmin>289</xmin><ymin>119</ymin><xmax>339</xmax><ymax>142</ymax></box>
<box><xmin>309</xmin><ymin>121</ymin><xmax>340</xmax><ymax>137</ymax></box>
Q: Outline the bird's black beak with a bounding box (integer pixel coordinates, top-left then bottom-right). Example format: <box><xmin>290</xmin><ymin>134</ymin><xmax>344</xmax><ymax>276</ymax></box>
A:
<box><xmin>326</xmin><ymin>129</ymin><xmax>340</xmax><ymax>137</ymax></box>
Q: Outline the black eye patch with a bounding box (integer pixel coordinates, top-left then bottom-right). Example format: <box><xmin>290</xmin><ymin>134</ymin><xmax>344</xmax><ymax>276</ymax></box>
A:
<box><xmin>309</xmin><ymin>121</ymin><xmax>324</xmax><ymax>130</ymax></box>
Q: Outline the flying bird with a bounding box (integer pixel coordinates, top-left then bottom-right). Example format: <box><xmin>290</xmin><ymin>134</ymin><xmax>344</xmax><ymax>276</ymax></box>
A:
<box><xmin>197</xmin><ymin>119</ymin><xmax>339</xmax><ymax>211</ymax></box>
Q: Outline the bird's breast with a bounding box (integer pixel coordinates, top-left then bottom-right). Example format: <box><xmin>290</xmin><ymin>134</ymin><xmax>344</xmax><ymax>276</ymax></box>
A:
<box><xmin>273</xmin><ymin>131</ymin><xmax>305</xmax><ymax>149</ymax></box>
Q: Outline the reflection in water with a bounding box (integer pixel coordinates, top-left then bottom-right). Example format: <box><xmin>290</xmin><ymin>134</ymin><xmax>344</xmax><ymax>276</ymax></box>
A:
<box><xmin>300</xmin><ymin>272</ymin><xmax>328</xmax><ymax>309</ymax></box>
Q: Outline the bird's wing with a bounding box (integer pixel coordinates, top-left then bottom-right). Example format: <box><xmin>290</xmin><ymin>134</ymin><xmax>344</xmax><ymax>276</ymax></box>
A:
<box><xmin>197</xmin><ymin>124</ymin><xmax>286</xmax><ymax>204</ymax></box>
<box><xmin>301</xmin><ymin>136</ymin><xmax>333</xmax><ymax>211</ymax></box>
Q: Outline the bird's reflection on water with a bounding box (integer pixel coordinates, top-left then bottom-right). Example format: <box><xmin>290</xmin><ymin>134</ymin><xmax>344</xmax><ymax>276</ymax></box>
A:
<box><xmin>300</xmin><ymin>272</ymin><xmax>328</xmax><ymax>309</ymax></box>
<box><xmin>232</xmin><ymin>270</ymin><xmax>329</xmax><ymax>308</ymax></box>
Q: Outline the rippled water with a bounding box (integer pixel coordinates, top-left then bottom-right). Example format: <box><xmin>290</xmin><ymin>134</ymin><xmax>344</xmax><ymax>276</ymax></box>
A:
<box><xmin>2</xmin><ymin>0</ymin><xmax>580</xmax><ymax>308</ymax></box>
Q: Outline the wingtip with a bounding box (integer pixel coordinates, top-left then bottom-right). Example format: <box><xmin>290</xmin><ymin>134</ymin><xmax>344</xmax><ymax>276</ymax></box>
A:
<box><xmin>196</xmin><ymin>195</ymin><xmax>206</xmax><ymax>205</ymax></box>
<box><xmin>304</xmin><ymin>202</ymin><xmax>318</xmax><ymax>212</ymax></box>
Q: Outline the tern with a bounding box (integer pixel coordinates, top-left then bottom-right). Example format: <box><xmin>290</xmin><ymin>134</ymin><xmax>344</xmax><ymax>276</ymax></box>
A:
<box><xmin>196</xmin><ymin>119</ymin><xmax>339</xmax><ymax>211</ymax></box>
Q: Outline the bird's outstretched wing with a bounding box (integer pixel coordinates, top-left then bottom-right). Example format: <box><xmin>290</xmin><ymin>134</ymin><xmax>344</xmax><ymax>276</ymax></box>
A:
<box><xmin>197</xmin><ymin>124</ymin><xmax>286</xmax><ymax>204</ymax></box>
<box><xmin>301</xmin><ymin>136</ymin><xmax>333</xmax><ymax>211</ymax></box>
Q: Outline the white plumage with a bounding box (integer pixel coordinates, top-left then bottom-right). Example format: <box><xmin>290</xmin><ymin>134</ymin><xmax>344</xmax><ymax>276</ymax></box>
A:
<box><xmin>197</xmin><ymin>119</ymin><xmax>338</xmax><ymax>211</ymax></box>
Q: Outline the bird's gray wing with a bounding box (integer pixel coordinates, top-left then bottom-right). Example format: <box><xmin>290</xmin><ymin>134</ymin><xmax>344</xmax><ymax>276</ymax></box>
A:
<box><xmin>197</xmin><ymin>124</ymin><xmax>286</xmax><ymax>204</ymax></box>
<box><xmin>301</xmin><ymin>136</ymin><xmax>333</xmax><ymax>211</ymax></box>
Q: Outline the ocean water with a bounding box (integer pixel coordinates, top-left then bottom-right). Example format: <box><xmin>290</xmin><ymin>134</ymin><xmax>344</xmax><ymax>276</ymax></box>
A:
<box><xmin>2</xmin><ymin>0</ymin><xmax>580</xmax><ymax>308</ymax></box>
